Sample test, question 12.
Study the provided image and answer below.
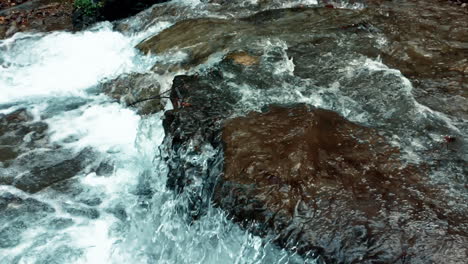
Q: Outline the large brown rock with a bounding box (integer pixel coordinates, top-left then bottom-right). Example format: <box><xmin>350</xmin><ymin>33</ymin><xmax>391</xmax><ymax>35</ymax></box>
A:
<box><xmin>216</xmin><ymin>104</ymin><xmax>468</xmax><ymax>263</ymax></box>
<box><xmin>161</xmin><ymin>70</ymin><xmax>467</xmax><ymax>262</ymax></box>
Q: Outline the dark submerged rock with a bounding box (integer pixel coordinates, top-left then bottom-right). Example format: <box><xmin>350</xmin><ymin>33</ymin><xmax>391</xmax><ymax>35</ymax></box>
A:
<box><xmin>0</xmin><ymin>108</ymin><xmax>49</xmax><ymax>167</ymax></box>
<box><xmin>12</xmin><ymin>148</ymin><xmax>94</xmax><ymax>193</ymax></box>
<box><xmin>48</xmin><ymin>217</ymin><xmax>74</xmax><ymax>229</ymax></box>
<box><xmin>0</xmin><ymin>192</ymin><xmax>55</xmax><ymax>222</ymax></box>
<box><xmin>0</xmin><ymin>192</ymin><xmax>55</xmax><ymax>248</ymax></box>
<box><xmin>0</xmin><ymin>108</ymin><xmax>95</xmax><ymax>193</ymax></box>
<box><xmin>62</xmin><ymin>203</ymin><xmax>100</xmax><ymax>219</ymax></box>
<box><xmin>0</xmin><ymin>220</ymin><xmax>27</xmax><ymax>248</ymax></box>
<box><xmin>162</xmin><ymin>73</ymin><xmax>237</xmax><ymax>219</ymax></box>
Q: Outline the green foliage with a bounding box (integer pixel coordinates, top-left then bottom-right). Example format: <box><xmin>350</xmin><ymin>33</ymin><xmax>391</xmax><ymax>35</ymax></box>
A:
<box><xmin>74</xmin><ymin>0</ymin><xmax>102</xmax><ymax>16</ymax></box>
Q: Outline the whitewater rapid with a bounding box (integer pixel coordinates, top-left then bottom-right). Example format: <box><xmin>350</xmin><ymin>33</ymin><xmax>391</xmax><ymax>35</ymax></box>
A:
<box><xmin>0</xmin><ymin>8</ymin><xmax>312</xmax><ymax>263</ymax></box>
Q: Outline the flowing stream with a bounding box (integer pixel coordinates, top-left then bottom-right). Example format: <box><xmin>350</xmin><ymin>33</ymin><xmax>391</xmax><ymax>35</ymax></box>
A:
<box><xmin>1</xmin><ymin>0</ymin><xmax>466</xmax><ymax>263</ymax></box>
<box><xmin>0</xmin><ymin>1</ymin><xmax>318</xmax><ymax>263</ymax></box>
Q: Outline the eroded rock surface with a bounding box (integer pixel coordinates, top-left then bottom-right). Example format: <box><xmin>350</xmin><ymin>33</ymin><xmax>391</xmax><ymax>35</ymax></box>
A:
<box><xmin>217</xmin><ymin>105</ymin><xmax>468</xmax><ymax>263</ymax></box>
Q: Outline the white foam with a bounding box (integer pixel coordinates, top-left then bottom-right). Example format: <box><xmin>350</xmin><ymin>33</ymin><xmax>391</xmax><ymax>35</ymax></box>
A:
<box><xmin>0</xmin><ymin>23</ymin><xmax>155</xmax><ymax>103</ymax></box>
<box><xmin>281</xmin><ymin>0</ymin><xmax>318</xmax><ymax>8</ymax></box>
<box><xmin>46</xmin><ymin>103</ymin><xmax>140</xmax><ymax>153</ymax></box>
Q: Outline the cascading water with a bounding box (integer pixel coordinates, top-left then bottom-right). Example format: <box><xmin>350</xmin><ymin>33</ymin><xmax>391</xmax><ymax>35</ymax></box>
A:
<box><xmin>0</xmin><ymin>1</ymin><xmax>319</xmax><ymax>263</ymax></box>
<box><xmin>1</xmin><ymin>0</ymin><xmax>467</xmax><ymax>263</ymax></box>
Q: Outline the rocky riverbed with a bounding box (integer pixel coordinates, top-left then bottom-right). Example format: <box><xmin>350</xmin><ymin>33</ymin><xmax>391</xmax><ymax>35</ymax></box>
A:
<box><xmin>1</xmin><ymin>0</ymin><xmax>467</xmax><ymax>263</ymax></box>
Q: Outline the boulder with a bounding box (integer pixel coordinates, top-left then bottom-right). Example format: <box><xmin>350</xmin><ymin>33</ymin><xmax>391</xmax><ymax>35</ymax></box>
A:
<box><xmin>162</xmin><ymin>73</ymin><xmax>236</xmax><ymax>219</ymax></box>
<box><xmin>216</xmin><ymin>104</ymin><xmax>468</xmax><ymax>263</ymax></box>
<box><xmin>0</xmin><ymin>108</ymin><xmax>49</xmax><ymax>167</ymax></box>
<box><xmin>161</xmin><ymin>71</ymin><xmax>467</xmax><ymax>262</ymax></box>
<box><xmin>137</xmin><ymin>2</ymin><xmax>467</xmax><ymax>120</ymax></box>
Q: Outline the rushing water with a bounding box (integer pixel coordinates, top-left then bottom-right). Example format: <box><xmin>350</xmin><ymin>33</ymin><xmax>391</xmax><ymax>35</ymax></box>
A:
<box><xmin>0</xmin><ymin>1</ymin><xmax>322</xmax><ymax>263</ymax></box>
<box><xmin>1</xmin><ymin>0</ymin><xmax>466</xmax><ymax>263</ymax></box>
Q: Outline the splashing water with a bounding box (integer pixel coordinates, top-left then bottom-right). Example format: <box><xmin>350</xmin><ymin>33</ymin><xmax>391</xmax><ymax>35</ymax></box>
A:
<box><xmin>0</xmin><ymin>4</ymin><xmax>314</xmax><ymax>264</ymax></box>
<box><xmin>1</xmin><ymin>0</ymin><xmax>466</xmax><ymax>263</ymax></box>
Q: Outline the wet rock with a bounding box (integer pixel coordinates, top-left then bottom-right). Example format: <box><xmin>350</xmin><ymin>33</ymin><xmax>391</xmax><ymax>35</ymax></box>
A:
<box><xmin>95</xmin><ymin>160</ymin><xmax>114</xmax><ymax>176</ymax></box>
<box><xmin>0</xmin><ymin>108</ymin><xmax>50</xmax><ymax>167</ymax></box>
<box><xmin>138</xmin><ymin>2</ymin><xmax>467</xmax><ymax>121</ymax></box>
<box><xmin>101</xmin><ymin>73</ymin><xmax>163</xmax><ymax>115</ymax></box>
<box><xmin>0</xmin><ymin>220</ymin><xmax>26</xmax><ymax>248</ymax></box>
<box><xmin>0</xmin><ymin>192</ymin><xmax>55</xmax><ymax>224</ymax></box>
<box><xmin>215</xmin><ymin>104</ymin><xmax>468</xmax><ymax>263</ymax></box>
<box><xmin>137</xmin><ymin>8</ymin><xmax>369</xmax><ymax>67</ymax></box>
<box><xmin>48</xmin><ymin>177</ymin><xmax>85</xmax><ymax>196</ymax></box>
<box><xmin>79</xmin><ymin>197</ymin><xmax>102</xmax><ymax>206</ymax></box>
<box><xmin>162</xmin><ymin>69</ymin><xmax>467</xmax><ymax>262</ymax></box>
<box><xmin>137</xmin><ymin>17</ymin><xmax>246</xmax><ymax>67</ymax></box>
<box><xmin>225</xmin><ymin>51</ymin><xmax>260</xmax><ymax>66</ymax></box>
<box><xmin>0</xmin><ymin>146</ymin><xmax>18</xmax><ymax>162</ymax></box>
<box><xmin>106</xmin><ymin>204</ymin><xmax>127</xmax><ymax>222</ymax></box>
<box><xmin>48</xmin><ymin>217</ymin><xmax>74</xmax><ymax>229</ymax></box>
<box><xmin>63</xmin><ymin>203</ymin><xmax>100</xmax><ymax>219</ymax></box>
<box><xmin>40</xmin><ymin>97</ymin><xmax>88</xmax><ymax>119</ymax></box>
<box><xmin>0</xmin><ymin>107</ymin><xmax>99</xmax><ymax>193</ymax></box>
<box><xmin>12</xmin><ymin>148</ymin><xmax>94</xmax><ymax>193</ymax></box>
<box><xmin>363</xmin><ymin>0</ymin><xmax>468</xmax><ymax>120</ymax></box>
<box><xmin>161</xmin><ymin>73</ymin><xmax>239</xmax><ymax>220</ymax></box>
